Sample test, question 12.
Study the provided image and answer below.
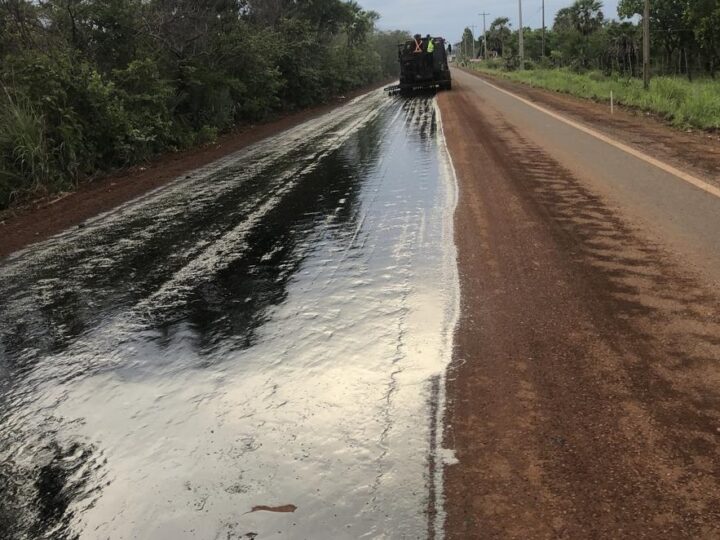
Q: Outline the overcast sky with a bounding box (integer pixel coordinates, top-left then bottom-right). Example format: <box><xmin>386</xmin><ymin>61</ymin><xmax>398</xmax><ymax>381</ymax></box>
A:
<box><xmin>361</xmin><ymin>0</ymin><xmax>621</xmax><ymax>44</ymax></box>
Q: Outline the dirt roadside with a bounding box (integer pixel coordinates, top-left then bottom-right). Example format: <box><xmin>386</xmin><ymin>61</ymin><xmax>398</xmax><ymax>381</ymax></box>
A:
<box><xmin>459</xmin><ymin>68</ymin><xmax>720</xmax><ymax>187</ymax></box>
<box><xmin>0</xmin><ymin>83</ymin><xmax>389</xmax><ymax>260</ymax></box>
<box><xmin>438</xmin><ymin>77</ymin><xmax>720</xmax><ymax>537</ymax></box>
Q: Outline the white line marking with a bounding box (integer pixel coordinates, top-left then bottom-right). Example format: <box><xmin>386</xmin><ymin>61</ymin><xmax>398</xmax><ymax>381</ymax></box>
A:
<box><xmin>469</xmin><ymin>73</ymin><xmax>720</xmax><ymax>200</ymax></box>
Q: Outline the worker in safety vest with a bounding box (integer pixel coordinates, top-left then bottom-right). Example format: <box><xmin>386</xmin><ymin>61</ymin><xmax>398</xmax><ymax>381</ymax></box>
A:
<box><xmin>425</xmin><ymin>35</ymin><xmax>435</xmax><ymax>69</ymax></box>
<box><xmin>413</xmin><ymin>34</ymin><xmax>423</xmax><ymax>53</ymax></box>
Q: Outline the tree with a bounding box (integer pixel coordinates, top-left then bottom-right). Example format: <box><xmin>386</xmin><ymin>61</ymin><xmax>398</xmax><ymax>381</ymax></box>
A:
<box><xmin>375</xmin><ymin>30</ymin><xmax>412</xmax><ymax>76</ymax></box>
<box><xmin>549</xmin><ymin>0</ymin><xmax>605</xmax><ymax>69</ymax></box>
<box><xmin>487</xmin><ymin>17</ymin><xmax>512</xmax><ymax>58</ymax></box>
<box><xmin>686</xmin><ymin>0</ymin><xmax>720</xmax><ymax>76</ymax></box>
<box><xmin>474</xmin><ymin>0</ymin><xmax>720</xmax><ymax>79</ymax></box>
<box><xmin>619</xmin><ymin>0</ymin><xmax>692</xmax><ymax>76</ymax></box>
<box><xmin>572</xmin><ymin>0</ymin><xmax>604</xmax><ymax>36</ymax></box>
<box><xmin>554</xmin><ymin>8</ymin><xmax>575</xmax><ymax>32</ymax></box>
<box><xmin>606</xmin><ymin>20</ymin><xmax>641</xmax><ymax>75</ymax></box>
<box><xmin>460</xmin><ymin>27</ymin><xmax>475</xmax><ymax>59</ymax></box>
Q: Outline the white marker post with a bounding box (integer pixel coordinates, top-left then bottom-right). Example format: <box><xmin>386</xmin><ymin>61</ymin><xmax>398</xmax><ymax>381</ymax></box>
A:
<box><xmin>610</xmin><ymin>91</ymin><xmax>614</xmax><ymax>115</ymax></box>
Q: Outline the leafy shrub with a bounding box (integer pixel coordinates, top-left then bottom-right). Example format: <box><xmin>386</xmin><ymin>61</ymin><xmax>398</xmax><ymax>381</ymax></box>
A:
<box><xmin>195</xmin><ymin>125</ymin><xmax>219</xmax><ymax>145</ymax></box>
<box><xmin>112</xmin><ymin>58</ymin><xmax>175</xmax><ymax>159</ymax></box>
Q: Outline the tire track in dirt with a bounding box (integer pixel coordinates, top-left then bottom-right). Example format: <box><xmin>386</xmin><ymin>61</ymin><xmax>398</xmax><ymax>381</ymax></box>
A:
<box><xmin>438</xmin><ymin>84</ymin><xmax>720</xmax><ymax>538</ymax></box>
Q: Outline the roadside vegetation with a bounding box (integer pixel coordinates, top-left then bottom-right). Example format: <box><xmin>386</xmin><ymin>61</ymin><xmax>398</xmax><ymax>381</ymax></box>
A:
<box><xmin>0</xmin><ymin>1</ymin><xmax>408</xmax><ymax>210</ymax></box>
<box><xmin>471</xmin><ymin>67</ymin><xmax>720</xmax><ymax>129</ymax></box>
<box><xmin>456</xmin><ymin>0</ymin><xmax>720</xmax><ymax>130</ymax></box>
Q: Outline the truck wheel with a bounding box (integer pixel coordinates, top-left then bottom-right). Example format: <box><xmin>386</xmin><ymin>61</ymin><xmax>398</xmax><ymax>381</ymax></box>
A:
<box><xmin>442</xmin><ymin>81</ymin><xmax>452</xmax><ymax>91</ymax></box>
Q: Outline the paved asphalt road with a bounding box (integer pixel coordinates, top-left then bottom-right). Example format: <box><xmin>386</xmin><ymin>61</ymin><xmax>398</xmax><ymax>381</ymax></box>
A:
<box><xmin>439</xmin><ymin>68</ymin><xmax>720</xmax><ymax>538</ymax></box>
<box><xmin>450</xmin><ymin>68</ymin><xmax>720</xmax><ymax>285</ymax></box>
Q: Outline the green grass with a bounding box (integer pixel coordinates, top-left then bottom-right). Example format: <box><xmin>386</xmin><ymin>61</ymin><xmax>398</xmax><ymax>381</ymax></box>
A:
<box><xmin>0</xmin><ymin>87</ymin><xmax>52</xmax><ymax>207</ymax></box>
<box><xmin>469</xmin><ymin>65</ymin><xmax>720</xmax><ymax>131</ymax></box>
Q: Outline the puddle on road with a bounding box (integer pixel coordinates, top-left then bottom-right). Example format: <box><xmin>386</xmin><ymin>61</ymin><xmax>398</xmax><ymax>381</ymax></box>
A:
<box><xmin>0</xmin><ymin>91</ymin><xmax>459</xmax><ymax>539</ymax></box>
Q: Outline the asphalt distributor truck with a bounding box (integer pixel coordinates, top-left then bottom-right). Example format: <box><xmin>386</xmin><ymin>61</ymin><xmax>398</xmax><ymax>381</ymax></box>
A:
<box><xmin>387</xmin><ymin>34</ymin><xmax>452</xmax><ymax>95</ymax></box>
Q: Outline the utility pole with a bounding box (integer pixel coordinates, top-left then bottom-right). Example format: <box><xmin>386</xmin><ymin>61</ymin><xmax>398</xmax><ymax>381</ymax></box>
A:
<box><xmin>541</xmin><ymin>0</ymin><xmax>545</xmax><ymax>58</ymax></box>
<box><xmin>479</xmin><ymin>12</ymin><xmax>490</xmax><ymax>59</ymax></box>
<box><xmin>518</xmin><ymin>0</ymin><xmax>524</xmax><ymax>69</ymax></box>
<box><xmin>470</xmin><ymin>24</ymin><xmax>477</xmax><ymax>59</ymax></box>
<box><xmin>643</xmin><ymin>0</ymin><xmax>650</xmax><ymax>89</ymax></box>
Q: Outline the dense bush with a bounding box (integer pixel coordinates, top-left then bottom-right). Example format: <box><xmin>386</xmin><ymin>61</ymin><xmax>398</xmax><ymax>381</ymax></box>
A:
<box><xmin>0</xmin><ymin>1</ymin><xmax>408</xmax><ymax>209</ymax></box>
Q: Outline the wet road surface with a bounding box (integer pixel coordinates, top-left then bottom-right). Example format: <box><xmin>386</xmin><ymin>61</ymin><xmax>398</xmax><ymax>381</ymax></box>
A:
<box><xmin>0</xmin><ymin>91</ymin><xmax>458</xmax><ymax>539</ymax></box>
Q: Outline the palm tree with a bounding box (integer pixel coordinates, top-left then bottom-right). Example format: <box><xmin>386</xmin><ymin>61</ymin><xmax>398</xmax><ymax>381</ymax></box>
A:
<box><xmin>487</xmin><ymin>17</ymin><xmax>512</xmax><ymax>57</ymax></box>
<box><xmin>571</xmin><ymin>0</ymin><xmax>604</xmax><ymax>36</ymax></box>
<box><xmin>461</xmin><ymin>27</ymin><xmax>475</xmax><ymax>58</ymax></box>
<box><xmin>553</xmin><ymin>7</ymin><xmax>575</xmax><ymax>32</ymax></box>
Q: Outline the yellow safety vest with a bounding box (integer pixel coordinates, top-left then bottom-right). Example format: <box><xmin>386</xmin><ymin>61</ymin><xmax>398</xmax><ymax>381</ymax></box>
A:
<box><xmin>427</xmin><ymin>39</ymin><xmax>435</xmax><ymax>53</ymax></box>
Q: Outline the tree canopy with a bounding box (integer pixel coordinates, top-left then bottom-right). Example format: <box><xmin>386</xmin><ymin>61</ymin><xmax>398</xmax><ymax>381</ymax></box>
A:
<box><xmin>473</xmin><ymin>0</ymin><xmax>720</xmax><ymax>78</ymax></box>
